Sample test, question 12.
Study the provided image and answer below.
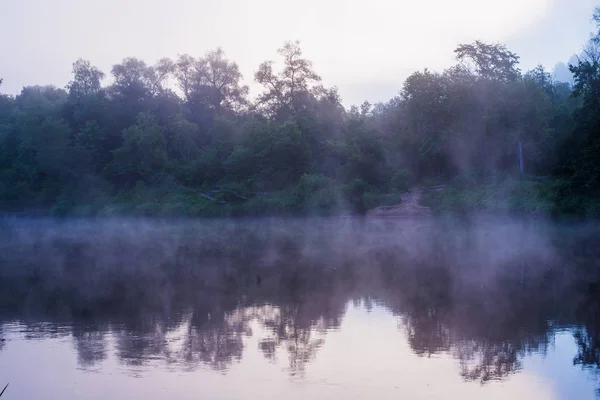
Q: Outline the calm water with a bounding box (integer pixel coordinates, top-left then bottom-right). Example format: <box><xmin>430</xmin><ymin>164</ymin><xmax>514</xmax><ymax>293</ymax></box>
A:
<box><xmin>1</xmin><ymin>217</ymin><xmax>600</xmax><ymax>399</ymax></box>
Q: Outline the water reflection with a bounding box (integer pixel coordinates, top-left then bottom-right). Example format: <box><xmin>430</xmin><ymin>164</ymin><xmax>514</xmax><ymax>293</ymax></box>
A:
<box><xmin>1</xmin><ymin>217</ymin><xmax>600</xmax><ymax>398</ymax></box>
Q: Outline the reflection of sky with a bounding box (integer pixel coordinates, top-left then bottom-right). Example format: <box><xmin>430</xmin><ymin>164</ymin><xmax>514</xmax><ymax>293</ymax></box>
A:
<box><xmin>525</xmin><ymin>330</ymin><xmax>598</xmax><ymax>400</ymax></box>
<box><xmin>305</xmin><ymin>303</ymin><xmax>561</xmax><ymax>400</ymax></box>
<box><xmin>0</xmin><ymin>304</ymin><xmax>597</xmax><ymax>399</ymax></box>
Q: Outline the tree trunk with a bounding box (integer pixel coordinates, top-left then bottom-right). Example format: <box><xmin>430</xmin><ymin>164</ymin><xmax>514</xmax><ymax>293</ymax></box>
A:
<box><xmin>517</xmin><ymin>139</ymin><xmax>525</xmax><ymax>174</ymax></box>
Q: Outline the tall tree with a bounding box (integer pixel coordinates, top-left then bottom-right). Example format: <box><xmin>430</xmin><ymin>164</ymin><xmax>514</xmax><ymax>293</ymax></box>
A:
<box><xmin>14</xmin><ymin>85</ymin><xmax>67</xmax><ymax>120</ymax></box>
<box><xmin>254</xmin><ymin>41</ymin><xmax>322</xmax><ymax>117</ymax></box>
<box><xmin>110</xmin><ymin>57</ymin><xmax>172</xmax><ymax>102</ymax></box>
<box><xmin>401</xmin><ymin>69</ymin><xmax>453</xmax><ymax>179</ymax></box>
<box><xmin>202</xmin><ymin>48</ymin><xmax>248</xmax><ymax>114</ymax></box>
<box><xmin>63</xmin><ymin>59</ymin><xmax>110</xmax><ymax>131</ymax></box>
<box><xmin>105</xmin><ymin>113</ymin><xmax>167</xmax><ymax>186</ymax></box>
<box><xmin>455</xmin><ymin>41</ymin><xmax>520</xmax><ymax>83</ymax></box>
<box><xmin>453</xmin><ymin>42</ymin><xmax>522</xmax><ymax>176</ymax></box>
<box><xmin>565</xmin><ymin>6</ymin><xmax>600</xmax><ymax>192</ymax></box>
<box><xmin>67</xmin><ymin>59</ymin><xmax>105</xmax><ymax>98</ymax></box>
<box><xmin>526</xmin><ymin>65</ymin><xmax>553</xmax><ymax>95</ymax></box>
<box><xmin>107</xmin><ymin>57</ymin><xmax>176</xmax><ymax>132</ymax></box>
<box><xmin>174</xmin><ymin>49</ymin><xmax>247</xmax><ymax>115</ymax></box>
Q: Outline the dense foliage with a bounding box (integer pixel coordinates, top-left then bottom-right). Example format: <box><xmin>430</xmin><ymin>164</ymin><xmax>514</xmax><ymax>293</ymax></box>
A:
<box><xmin>2</xmin><ymin>9</ymin><xmax>600</xmax><ymax>217</ymax></box>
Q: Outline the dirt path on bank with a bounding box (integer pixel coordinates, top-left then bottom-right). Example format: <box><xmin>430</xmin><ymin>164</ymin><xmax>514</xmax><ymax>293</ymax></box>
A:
<box><xmin>366</xmin><ymin>188</ymin><xmax>432</xmax><ymax>217</ymax></box>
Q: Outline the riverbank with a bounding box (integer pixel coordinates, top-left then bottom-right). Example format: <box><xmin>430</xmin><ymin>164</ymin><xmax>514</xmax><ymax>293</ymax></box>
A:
<box><xmin>366</xmin><ymin>187</ymin><xmax>431</xmax><ymax>217</ymax></box>
<box><xmin>2</xmin><ymin>176</ymin><xmax>598</xmax><ymax>219</ymax></box>
<box><xmin>419</xmin><ymin>177</ymin><xmax>600</xmax><ymax>219</ymax></box>
<box><xmin>3</xmin><ymin>176</ymin><xmax>405</xmax><ymax>218</ymax></box>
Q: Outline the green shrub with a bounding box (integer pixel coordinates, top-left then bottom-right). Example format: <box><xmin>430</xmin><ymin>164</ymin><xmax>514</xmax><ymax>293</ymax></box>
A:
<box><xmin>391</xmin><ymin>169</ymin><xmax>415</xmax><ymax>193</ymax></box>
<box><xmin>302</xmin><ymin>186</ymin><xmax>342</xmax><ymax>215</ymax></box>
<box><xmin>240</xmin><ymin>190</ymin><xmax>300</xmax><ymax>216</ymax></box>
<box><xmin>297</xmin><ymin>173</ymin><xmax>336</xmax><ymax>194</ymax></box>
<box><xmin>51</xmin><ymin>197</ymin><xmax>72</xmax><ymax>216</ymax></box>
<box><xmin>508</xmin><ymin>180</ymin><xmax>553</xmax><ymax>214</ymax></box>
<box><xmin>420</xmin><ymin>178</ymin><xmax>585</xmax><ymax>216</ymax></box>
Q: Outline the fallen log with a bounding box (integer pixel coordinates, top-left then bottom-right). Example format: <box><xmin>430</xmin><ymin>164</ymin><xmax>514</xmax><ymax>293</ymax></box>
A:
<box><xmin>176</xmin><ymin>185</ymin><xmax>226</xmax><ymax>204</ymax></box>
<box><xmin>208</xmin><ymin>190</ymin><xmax>250</xmax><ymax>200</ymax></box>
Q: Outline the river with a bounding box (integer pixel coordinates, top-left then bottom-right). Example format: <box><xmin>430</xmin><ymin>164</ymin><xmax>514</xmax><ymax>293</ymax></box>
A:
<box><xmin>0</xmin><ymin>216</ymin><xmax>599</xmax><ymax>399</ymax></box>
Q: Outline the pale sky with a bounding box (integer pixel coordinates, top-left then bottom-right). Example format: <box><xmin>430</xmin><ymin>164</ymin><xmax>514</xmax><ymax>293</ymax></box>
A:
<box><xmin>0</xmin><ymin>0</ymin><xmax>598</xmax><ymax>106</ymax></box>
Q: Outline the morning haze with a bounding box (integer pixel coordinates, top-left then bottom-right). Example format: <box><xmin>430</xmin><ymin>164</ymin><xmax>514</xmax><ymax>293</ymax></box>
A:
<box><xmin>0</xmin><ymin>0</ymin><xmax>596</xmax><ymax>105</ymax></box>
<box><xmin>2</xmin><ymin>0</ymin><xmax>600</xmax><ymax>399</ymax></box>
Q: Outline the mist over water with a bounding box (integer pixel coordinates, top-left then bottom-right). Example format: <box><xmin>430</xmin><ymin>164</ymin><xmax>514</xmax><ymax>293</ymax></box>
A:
<box><xmin>1</xmin><ymin>216</ymin><xmax>600</xmax><ymax>399</ymax></box>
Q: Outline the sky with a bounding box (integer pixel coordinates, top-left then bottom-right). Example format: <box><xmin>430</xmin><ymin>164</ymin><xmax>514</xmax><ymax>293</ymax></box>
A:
<box><xmin>0</xmin><ymin>0</ymin><xmax>598</xmax><ymax>106</ymax></box>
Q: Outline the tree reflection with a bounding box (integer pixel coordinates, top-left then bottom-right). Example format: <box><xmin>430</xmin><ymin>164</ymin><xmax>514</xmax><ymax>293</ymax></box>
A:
<box><xmin>378</xmin><ymin>248</ymin><xmax>561</xmax><ymax>384</ymax></box>
<box><xmin>573</xmin><ymin>281</ymin><xmax>600</xmax><ymax>395</ymax></box>
<box><xmin>176</xmin><ymin>302</ymin><xmax>248</xmax><ymax>371</ymax></box>
<box><xmin>455</xmin><ymin>340</ymin><xmax>520</xmax><ymax>382</ymax></box>
<box><xmin>114</xmin><ymin>326</ymin><xmax>170</xmax><ymax>367</ymax></box>
<box><xmin>72</xmin><ymin>326</ymin><xmax>108</xmax><ymax>368</ymax></box>
<box><xmin>255</xmin><ymin>293</ymin><xmax>345</xmax><ymax>376</ymax></box>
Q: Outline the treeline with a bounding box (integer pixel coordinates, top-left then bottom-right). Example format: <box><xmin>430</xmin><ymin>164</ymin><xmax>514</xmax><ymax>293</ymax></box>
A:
<box><xmin>1</xmin><ymin>9</ymin><xmax>600</xmax><ymax>216</ymax></box>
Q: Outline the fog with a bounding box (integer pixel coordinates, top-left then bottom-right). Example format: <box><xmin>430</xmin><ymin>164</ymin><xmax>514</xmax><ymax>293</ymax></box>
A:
<box><xmin>2</xmin><ymin>3</ymin><xmax>600</xmax><ymax>399</ymax></box>
<box><xmin>1</xmin><ymin>217</ymin><xmax>600</xmax><ymax>385</ymax></box>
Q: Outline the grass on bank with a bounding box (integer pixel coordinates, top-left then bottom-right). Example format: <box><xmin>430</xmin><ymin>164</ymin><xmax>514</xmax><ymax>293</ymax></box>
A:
<box><xmin>53</xmin><ymin>173</ymin><xmax>405</xmax><ymax>218</ymax></box>
<box><xmin>15</xmin><ymin>170</ymin><xmax>600</xmax><ymax>219</ymax></box>
<box><xmin>420</xmin><ymin>175</ymin><xmax>600</xmax><ymax>218</ymax></box>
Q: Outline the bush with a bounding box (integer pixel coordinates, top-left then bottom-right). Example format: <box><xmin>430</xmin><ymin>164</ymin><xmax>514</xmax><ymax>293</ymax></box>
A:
<box><xmin>420</xmin><ymin>178</ymin><xmax>582</xmax><ymax>216</ymax></box>
<box><xmin>294</xmin><ymin>174</ymin><xmax>341</xmax><ymax>215</ymax></box>
<box><xmin>508</xmin><ymin>180</ymin><xmax>553</xmax><ymax>215</ymax></box>
<box><xmin>239</xmin><ymin>190</ymin><xmax>300</xmax><ymax>216</ymax></box>
<box><xmin>297</xmin><ymin>174</ymin><xmax>336</xmax><ymax>195</ymax></box>
<box><xmin>420</xmin><ymin>187</ymin><xmax>469</xmax><ymax>215</ymax></box>
<box><xmin>391</xmin><ymin>169</ymin><xmax>415</xmax><ymax>193</ymax></box>
<box><xmin>51</xmin><ymin>197</ymin><xmax>72</xmax><ymax>216</ymax></box>
<box><xmin>451</xmin><ymin>169</ymin><xmax>486</xmax><ymax>189</ymax></box>
<box><xmin>342</xmin><ymin>179</ymin><xmax>371</xmax><ymax>215</ymax></box>
<box><xmin>302</xmin><ymin>186</ymin><xmax>342</xmax><ymax>215</ymax></box>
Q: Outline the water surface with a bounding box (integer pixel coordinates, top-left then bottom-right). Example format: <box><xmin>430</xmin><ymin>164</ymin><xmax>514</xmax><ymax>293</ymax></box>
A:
<box><xmin>1</xmin><ymin>217</ymin><xmax>600</xmax><ymax>399</ymax></box>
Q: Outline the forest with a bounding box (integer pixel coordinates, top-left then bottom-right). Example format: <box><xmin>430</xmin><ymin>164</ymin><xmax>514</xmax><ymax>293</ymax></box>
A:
<box><xmin>1</xmin><ymin>9</ymin><xmax>600</xmax><ymax>217</ymax></box>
